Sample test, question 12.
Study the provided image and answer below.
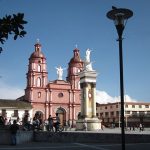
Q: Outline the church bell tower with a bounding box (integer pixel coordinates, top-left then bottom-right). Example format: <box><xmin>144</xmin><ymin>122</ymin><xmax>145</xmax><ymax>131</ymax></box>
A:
<box><xmin>25</xmin><ymin>41</ymin><xmax>48</xmax><ymax>102</ymax></box>
<box><xmin>67</xmin><ymin>48</ymin><xmax>83</xmax><ymax>90</ymax></box>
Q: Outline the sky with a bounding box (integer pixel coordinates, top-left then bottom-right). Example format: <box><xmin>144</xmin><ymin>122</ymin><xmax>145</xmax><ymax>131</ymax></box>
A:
<box><xmin>0</xmin><ymin>0</ymin><xmax>150</xmax><ymax>104</ymax></box>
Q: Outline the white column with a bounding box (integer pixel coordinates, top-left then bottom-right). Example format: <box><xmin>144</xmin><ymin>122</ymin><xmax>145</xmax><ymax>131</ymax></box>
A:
<box><xmin>92</xmin><ymin>83</ymin><xmax>96</xmax><ymax>117</ymax></box>
<box><xmin>84</xmin><ymin>83</ymin><xmax>89</xmax><ymax>117</ymax></box>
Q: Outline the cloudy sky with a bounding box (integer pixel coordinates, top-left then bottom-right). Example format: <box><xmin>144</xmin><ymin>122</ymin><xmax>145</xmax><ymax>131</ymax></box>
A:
<box><xmin>0</xmin><ymin>0</ymin><xmax>149</xmax><ymax>104</ymax></box>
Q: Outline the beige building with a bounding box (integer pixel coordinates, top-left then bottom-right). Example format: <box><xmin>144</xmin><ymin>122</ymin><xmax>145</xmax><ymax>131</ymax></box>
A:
<box><xmin>96</xmin><ymin>102</ymin><xmax>150</xmax><ymax>127</ymax></box>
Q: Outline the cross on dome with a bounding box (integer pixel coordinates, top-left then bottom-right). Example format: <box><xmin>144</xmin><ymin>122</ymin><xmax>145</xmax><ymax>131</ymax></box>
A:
<box><xmin>36</xmin><ymin>38</ymin><xmax>40</xmax><ymax>44</ymax></box>
<box><xmin>75</xmin><ymin>44</ymin><xmax>78</xmax><ymax>49</ymax></box>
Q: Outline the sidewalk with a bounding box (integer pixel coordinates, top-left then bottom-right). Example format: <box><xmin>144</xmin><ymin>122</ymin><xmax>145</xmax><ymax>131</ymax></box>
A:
<box><xmin>66</xmin><ymin>127</ymin><xmax>150</xmax><ymax>134</ymax></box>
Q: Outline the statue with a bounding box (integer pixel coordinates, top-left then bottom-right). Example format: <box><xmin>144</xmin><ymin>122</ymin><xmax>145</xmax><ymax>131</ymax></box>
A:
<box><xmin>84</xmin><ymin>48</ymin><xmax>93</xmax><ymax>71</ymax></box>
<box><xmin>85</xmin><ymin>48</ymin><xmax>91</xmax><ymax>62</ymax></box>
<box><xmin>85</xmin><ymin>62</ymin><xmax>93</xmax><ymax>71</ymax></box>
<box><xmin>55</xmin><ymin>66</ymin><xmax>65</xmax><ymax>80</ymax></box>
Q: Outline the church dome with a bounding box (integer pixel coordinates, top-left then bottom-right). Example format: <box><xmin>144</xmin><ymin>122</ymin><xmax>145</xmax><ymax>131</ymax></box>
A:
<box><xmin>30</xmin><ymin>50</ymin><xmax>45</xmax><ymax>58</ymax></box>
<box><xmin>30</xmin><ymin>42</ymin><xmax>45</xmax><ymax>59</ymax></box>
<box><xmin>69</xmin><ymin>48</ymin><xmax>83</xmax><ymax>65</ymax></box>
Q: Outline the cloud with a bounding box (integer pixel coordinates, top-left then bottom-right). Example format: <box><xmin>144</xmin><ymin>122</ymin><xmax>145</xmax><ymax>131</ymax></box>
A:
<box><xmin>96</xmin><ymin>90</ymin><xmax>137</xmax><ymax>104</ymax></box>
<box><xmin>0</xmin><ymin>81</ymin><xmax>24</xmax><ymax>99</ymax></box>
<box><xmin>0</xmin><ymin>80</ymin><xmax>137</xmax><ymax>103</ymax></box>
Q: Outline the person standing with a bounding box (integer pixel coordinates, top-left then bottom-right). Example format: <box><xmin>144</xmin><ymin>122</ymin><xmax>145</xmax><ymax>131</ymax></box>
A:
<box><xmin>9</xmin><ymin>120</ymin><xmax>19</xmax><ymax>145</ymax></box>
<box><xmin>54</xmin><ymin>113</ymin><xmax>60</xmax><ymax>132</ymax></box>
<box><xmin>139</xmin><ymin>123</ymin><xmax>143</xmax><ymax>132</ymax></box>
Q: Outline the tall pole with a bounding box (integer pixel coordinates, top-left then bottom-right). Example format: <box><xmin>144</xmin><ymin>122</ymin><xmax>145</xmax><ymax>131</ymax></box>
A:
<box><xmin>118</xmin><ymin>34</ymin><xmax>125</xmax><ymax>150</ymax></box>
<box><xmin>106</xmin><ymin>7</ymin><xmax>133</xmax><ymax>150</ymax></box>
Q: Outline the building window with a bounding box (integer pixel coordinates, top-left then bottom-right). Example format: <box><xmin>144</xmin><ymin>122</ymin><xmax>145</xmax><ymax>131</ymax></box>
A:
<box><xmin>38</xmin><ymin>92</ymin><xmax>41</xmax><ymax>98</ymax></box>
<box><xmin>14</xmin><ymin>110</ymin><xmax>18</xmax><ymax>117</ymax></box>
<box><xmin>110</xmin><ymin>105</ymin><xmax>113</xmax><ymax>109</ymax></box>
<box><xmin>105</xmin><ymin>106</ymin><xmax>107</xmax><ymax>109</ymax></box>
<box><xmin>38</xmin><ymin>64</ymin><xmax>41</xmax><ymax>72</ymax></box>
<box><xmin>111</xmin><ymin>111</ymin><xmax>114</xmax><ymax>116</ymax></box>
<box><xmin>116</xmin><ymin>111</ymin><xmax>119</xmax><ymax>116</ymax></box>
<box><xmin>139</xmin><ymin>111</ymin><xmax>145</xmax><ymax>116</ymax></box>
<box><xmin>37</xmin><ymin>77</ymin><xmax>41</xmax><ymax>87</ymax></box>
<box><xmin>125</xmin><ymin>105</ymin><xmax>128</xmax><ymax>108</ymax></box>
<box><xmin>145</xmin><ymin>105</ymin><xmax>149</xmax><ymax>108</ymax></box>
<box><xmin>126</xmin><ymin>111</ymin><xmax>130</xmax><ymax>114</ymax></box>
<box><xmin>132</xmin><ymin>105</ymin><xmax>135</xmax><ymax>108</ymax></box>
<box><xmin>132</xmin><ymin>111</ymin><xmax>137</xmax><ymax>116</ymax></box>
<box><xmin>116</xmin><ymin>105</ymin><xmax>118</xmax><ymax>108</ymax></box>
<box><xmin>2</xmin><ymin>109</ymin><xmax>6</xmax><ymax>117</ymax></box>
<box><xmin>100</xmin><ymin>113</ymin><xmax>103</xmax><ymax>117</ymax></box>
<box><xmin>105</xmin><ymin>112</ymin><xmax>109</xmax><ymax>117</ymax></box>
<box><xmin>139</xmin><ymin>105</ymin><xmax>142</xmax><ymax>108</ymax></box>
<box><xmin>146</xmin><ymin>111</ymin><xmax>150</xmax><ymax>116</ymax></box>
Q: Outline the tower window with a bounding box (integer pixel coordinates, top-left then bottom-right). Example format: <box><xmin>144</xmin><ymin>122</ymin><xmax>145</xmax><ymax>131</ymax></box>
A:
<box><xmin>38</xmin><ymin>65</ymin><xmax>41</xmax><ymax>72</ymax></box>
<box><xmin>37</xmin><ymin>77</ymin><xmax>41</xmax><ymax>87</ymax></box>
<box><xmin>38</xmin><ymin>92</ymin><xmax>41</xmax><ymax>98</ymax></box>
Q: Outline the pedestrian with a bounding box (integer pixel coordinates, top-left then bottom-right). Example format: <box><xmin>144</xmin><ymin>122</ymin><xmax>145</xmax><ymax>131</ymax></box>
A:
<box><xmin>9</xmin><ymin>120</ymin><xmax>19</xmax><ymax>145</ymax></box>
<box><xmin>139</xmin><ymin>123</ymin><xmax>142</xmax><ymax>132</ymax></box>
<box><xmin>132</xmin><ymin>124</ymin><xmax>135</xmax><ymax>131</ymax></box>
<box><xmin>83</xmin><ymin>120</ymin><xmax>87</xmax><ymax>131</ymax></box>
<box><xmin>53</xmin><ymin>113</ymin><xmax>60</xmax><ymax>132</ymax></box>
<box><xmin>0</xmin><ymin>115</ymin><xmax>5</xmax><ymax>126</ymax></box>
<box><xmin>48</xmin><ymin>115</ymin><xmax>54</xmax><ymax>132</ymax></box>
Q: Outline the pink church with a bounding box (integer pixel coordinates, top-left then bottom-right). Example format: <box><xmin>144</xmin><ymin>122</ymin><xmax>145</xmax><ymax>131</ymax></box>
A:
<box><xmin>24</xmin><ymin>42</ymin><xmax>83</xmax><ymax>126</ymax></box>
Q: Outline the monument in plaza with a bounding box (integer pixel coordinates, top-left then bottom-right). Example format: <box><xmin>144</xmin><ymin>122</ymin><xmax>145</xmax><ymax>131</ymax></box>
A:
<box><xmin>76</xmin><ymin>49</ymin><xmax>101</xmax><ymax>131</ymax></box>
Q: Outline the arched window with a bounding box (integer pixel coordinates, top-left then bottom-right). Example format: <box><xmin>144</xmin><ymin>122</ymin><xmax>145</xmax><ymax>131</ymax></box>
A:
<box><xmin>37</xmin><ymin>77</ymin><xmax>41</xmax><ymax>87</ymax></box>
<box><xmin>38</xmin><ymin>65</ymin><xmax>41</xmax><ymax>72</ymax></box>
<box><xmin>38</xmin><ymin>92</ymin><xmax>41</xmax><ymax>98</ymax></box>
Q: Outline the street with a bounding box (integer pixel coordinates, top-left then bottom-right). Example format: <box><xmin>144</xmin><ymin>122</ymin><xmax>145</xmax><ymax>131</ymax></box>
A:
<box><xmin>0</xmin><ymin>142</ymin><xmax>150</xmax><ymax>150</ymax></box>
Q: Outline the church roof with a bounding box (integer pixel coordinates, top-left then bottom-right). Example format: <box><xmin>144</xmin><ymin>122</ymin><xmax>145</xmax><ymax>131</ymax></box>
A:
<box><xmin>30</xmin><ymin>42</ymin><xmax>45</xmax><ymax>59</ymax></box>
<box><xmin>0</xmin><ymin>99</ymin><xmax>32</xmax><ymax>109</ymax></box>
<box><xmin>69</xmin><ymin>48</ymin><xmax>83</xmax><ymax>65</ymax></box>
<box><xmin>30</xmin><ymin>50</ymin><xmax>45</xmax><ymax>58</ymax></box>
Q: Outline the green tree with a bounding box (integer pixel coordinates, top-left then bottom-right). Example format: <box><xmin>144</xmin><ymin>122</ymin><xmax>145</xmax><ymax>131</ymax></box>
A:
<box><xmin>0</xmin><ymin>13</ymin><xmax>27</xmax><ymax>53</ymax></box>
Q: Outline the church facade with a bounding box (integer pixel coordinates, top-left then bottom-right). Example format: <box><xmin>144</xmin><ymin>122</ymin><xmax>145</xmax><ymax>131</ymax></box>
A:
<box><xmin>24</xmin><ymin>42</ymin><xmax>83</xmax><ymax>126</ymax></box>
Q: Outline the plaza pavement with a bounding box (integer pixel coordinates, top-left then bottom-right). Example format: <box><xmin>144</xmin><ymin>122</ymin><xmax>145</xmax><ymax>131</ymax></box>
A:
<box><xmin>0</xmin><ymin>128</ymin><xmax>150</xmax><ymax>150</ymax></box>
<box><xmin>66</xmin><ymin>127</ymin><xmax>150</xmax><ymax>134</ymax></box>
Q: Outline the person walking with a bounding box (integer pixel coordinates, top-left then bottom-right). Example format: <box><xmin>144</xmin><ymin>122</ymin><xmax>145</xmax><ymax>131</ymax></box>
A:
<box><xmin>48</xmin><ymin>115</ymin><xmax>54</xmax><ymax>132</ymax></box>
<box><xmin>9</xmin><ymin>120</ymin><xmax>19</xmax><ymax>145</ymax></box>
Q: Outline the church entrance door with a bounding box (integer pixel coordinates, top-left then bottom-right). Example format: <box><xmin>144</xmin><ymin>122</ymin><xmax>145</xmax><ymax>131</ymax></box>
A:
<box><xmin>56</xmin><ymin>107</ymin><xmax>66</xmax><ymax>126</ymax></box>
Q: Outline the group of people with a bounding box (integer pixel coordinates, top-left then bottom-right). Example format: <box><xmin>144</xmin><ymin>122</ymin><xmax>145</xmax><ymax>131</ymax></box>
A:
<box><xmin>48</xmin><ymin>113</ymin><xmax>60</xmax><ymax>132</ymax></box>
<box><xmin>128</xmin><ymin>123</ymin><xmax>144</xmax><ymax>131</ymax></box>
<box><xmin>0</xmin><ymin>113</ymin><xmax>61</xmax><ymax>146</ymax></box>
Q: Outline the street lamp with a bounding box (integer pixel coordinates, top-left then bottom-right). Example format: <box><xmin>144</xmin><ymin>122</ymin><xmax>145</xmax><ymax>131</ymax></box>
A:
<box><xmin>106</xmin><ymin>6</ymin><xmax>133</xmax><ymax>150</ymax></box>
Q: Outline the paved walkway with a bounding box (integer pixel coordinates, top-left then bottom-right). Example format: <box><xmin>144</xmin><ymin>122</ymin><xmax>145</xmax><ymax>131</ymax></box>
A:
<box><xmin>66</xmin><ymin>127</ymin><xmax>150</xmax><ymax>134</ymax></box>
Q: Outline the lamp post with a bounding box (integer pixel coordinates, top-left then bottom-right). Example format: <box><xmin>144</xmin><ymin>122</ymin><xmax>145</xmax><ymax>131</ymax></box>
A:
<box><xmin>106</xmin><ymin>7</ymin><xmax>133</xmax><ymax>150</ymax></box>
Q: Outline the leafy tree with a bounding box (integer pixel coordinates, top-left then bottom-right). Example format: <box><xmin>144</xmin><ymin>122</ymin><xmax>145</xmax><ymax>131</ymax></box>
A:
<box><xmin>0</xmin><ymin>13</ymin><xmax>27</xmax><ymax>53</ymax></box>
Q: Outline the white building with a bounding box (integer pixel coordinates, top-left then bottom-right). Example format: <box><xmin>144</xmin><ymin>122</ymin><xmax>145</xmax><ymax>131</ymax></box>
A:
<box><xmin>96</xmin><ymin>102</ymin><xmax>150</xmax><ymax>127</ymax></box>
<box><xmin>0</xmin><ymin>99</ymin><xmax>32</xmax><ymax>124</ymax></box>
